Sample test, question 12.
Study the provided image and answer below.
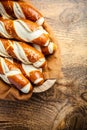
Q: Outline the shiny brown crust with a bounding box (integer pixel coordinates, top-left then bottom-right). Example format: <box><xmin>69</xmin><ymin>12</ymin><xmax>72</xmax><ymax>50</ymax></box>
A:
<box><xmin>14</xmin><ymin>60</ymin><xmax>44</xmax><ymax>85</ymax></box>
<box><xmin>0</xmin><ymin>57</ymin><xmax>33</xmax><ymax>91</ymax></box>
<box><xmin>0</xmin><ymin>1</ymin><xmax>43</xmax><ymax>22</ymax></box>
<box><xmin>29</xmin><ymin>70</ymin><xmax>44</xmax><ymax>86</ymax></box>
<box><xmin>32</xmin><ymin>33</ymin><xmax>49</xmax><ymax>47</ymax></box>
<box><xmin>0</xmin><ymin>18</ymin><xmax>49</xmax><ymax>46</ymax></box>
<box><xmin>41</xmin><ymin>43</ymin><xmax>57</xmax><ymax>55</ymax></box>
<box><xmin>1</xmin><ymin>1</ymin><xmax>16</xmax><ymax>18</ymax></box>
<box><xmin>0</xmin><ymin>38</ymin><xmax>46</xmax><ymax>66</ymax></box>
<box><xmin>8</xmin><ymin>74</ymin><xmax>29</xmax><ymax>90</ymax></box>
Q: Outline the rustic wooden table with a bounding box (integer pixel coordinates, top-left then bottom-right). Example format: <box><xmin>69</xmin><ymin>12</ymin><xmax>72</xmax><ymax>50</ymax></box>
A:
<box><xmin>0</xmin><ymin>0</ymin><xmax>87</xmax><ymax>130</ymax></box>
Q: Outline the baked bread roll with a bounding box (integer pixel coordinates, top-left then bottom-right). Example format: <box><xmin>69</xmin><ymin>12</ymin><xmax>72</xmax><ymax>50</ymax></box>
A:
<box><xmin>0</xmin><ymin>1</ymin><xmax>44</xmax><ymax>25</ymax></box>
<box><xmin>7</xmin><ymin>58</ymin><xmax>44</xmax><ymax>85</ymax></box>
<box><xmin>0</xmin><ymin>38</ymin><xmax>46</xmax><ymax>68</ymax></box>
<box><xmin>0</xmin><ymin>18</ymin><xmax>51</xmax><ymax>46</ymax></box>
<box><xmin>0</xmin><ymin>57</ymin><xmax>33</xmax><ymax>93</ymax></box>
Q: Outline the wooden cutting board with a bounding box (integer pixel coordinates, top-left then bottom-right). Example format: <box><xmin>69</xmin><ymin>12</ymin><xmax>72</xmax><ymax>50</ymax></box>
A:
<box><xmin>0</xmin><ymin>0</ymin><xmax>87</xmax><ymax>130</ymax></box>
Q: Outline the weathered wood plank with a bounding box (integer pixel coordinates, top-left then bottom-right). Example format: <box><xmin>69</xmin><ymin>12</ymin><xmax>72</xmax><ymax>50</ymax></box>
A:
<box><xmin>0</xmin><ymin>0</ymin><xmax>87</xmax><ymax>130</ymax></box>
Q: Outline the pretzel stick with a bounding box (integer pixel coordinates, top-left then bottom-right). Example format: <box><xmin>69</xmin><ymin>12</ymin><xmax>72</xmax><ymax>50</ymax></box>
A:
<box><xmin>0</xmin><ymin>38</ymin><xmax>46</xmax><ymax>68</ymax></box>
<box><xmin>0</xmin><ymin>57</ymin><xmax>33</xmax><ymax>93</ymax></box>
<box><xmin>0</xmin><ymin>1</ymin><xmax>44</xmax><ymax>25</ymax></box>
<box><xmin>0</xmin><ymin>18</ymin><xmax>51</xmax><ymax>46</ymax></box>
<box><xmin>7</xmin><ymin>58</ymin><xmax>44</xmax><ymax>85</ymax></box>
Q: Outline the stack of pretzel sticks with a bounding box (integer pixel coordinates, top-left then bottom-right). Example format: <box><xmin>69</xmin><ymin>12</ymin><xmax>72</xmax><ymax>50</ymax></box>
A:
<box><xmin>0</xmin><ymin>0</ymin><xmax>57</xmax><ymax>94</ymax></box>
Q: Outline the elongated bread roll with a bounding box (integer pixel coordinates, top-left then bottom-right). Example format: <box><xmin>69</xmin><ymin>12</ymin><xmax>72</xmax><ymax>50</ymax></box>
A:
<box><xmin>7</xmin><ymin>58</ymin><xmax>44</xmax><ymax>85</ymax></box>
<box><xmin>33</xmin><ymin>42</ymin><xmax>57</xmax><ymax>55</ymax></box>
<box><xmin>0</xmin><ymin>57</ymin><xmax>33</xmax><ymax>93</ymax></box>
<box><xmin>0</xmin><ymin>38</ymin><xmax>46</xmax><ymax>68</ymax></box>
<box><xmin>0</xmin><ymin>18</ymin><xmax>50</xmax><ymax>46</ymax></box>
<box><xmin>15</xmin><ymin>62</ymin><xmax>44</xmax><ymax>86</ymax></box>
<box><xmin>0</xmin><ymin>1</ymin><xmax>44</xmax><ymax>25</ymax></box>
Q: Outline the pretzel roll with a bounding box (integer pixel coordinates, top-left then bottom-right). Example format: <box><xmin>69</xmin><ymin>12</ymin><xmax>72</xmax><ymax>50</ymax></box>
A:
<box><xmin>0</xmin><ymin>18</ymin><xmax>50</xmax><ymax>46</ymax></box>
<box><xmin>33</xmin><ymin>42</ymin><xmax>57</xmax><ymax>55</ymax></box>
<box><xmin>0</xmin><ymin>57</ymin><xmax>33</xmax><ymax>93</ymax></box>
<box><xmin>0</xmin><ymin>1</ymin><xmax>44</xmax><ymax>25</ymax></box>
<box><xmin>12</xmin><ymin>60</ymin><xmax>44</xmax><ymax>85</ymax></box>
<box><xmin>7</xmin><ymin>58</ymin><xmax>44</xmax><ymax>85</ymax></box>
<box><xmin>0</xmin><ymin>38</ymin><xmax>46</xmax><ymax>68</ymax></box>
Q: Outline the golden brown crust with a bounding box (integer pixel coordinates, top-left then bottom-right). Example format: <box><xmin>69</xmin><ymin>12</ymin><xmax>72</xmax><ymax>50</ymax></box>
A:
<box><xmin>0</xmin><ymin>58</ymin><xmax>33</xmax><ymax>91</ymax></box>
<box><xmin>0</xmin><ymin>38</ymin><xmax>46</xmax><ymax>65</ymax></box>
<box><xmin>0</xmin><ymin>18</ymin><xmax>49</xmax><ymax>46</ymax></box>
<box><xmin>3</xmin><ymin>19</ymin><xmax>20</xmax><ymax>40</ymax></box>
<box><xmin>32</xmin><ymin>33</ymin><xmax>49</xmax><ymax>46</ymax></box>
<box><xmin>13</xmin><ymin>60</ymin><xmax>45</xmax><ymax>85</ymax></box>
<box><xmin>0</xmin><ymin>1</ymin><xmax>43</xmax><ymax>22</ymax></box>
<box><xmin>29</xmin><ymin>70</ymin><xmax>44</xmax><ymax>85</ymax></box>
<box><xmin>19</xmin><ymin>1</ymin><xmax>42</xmax><ymax>21</ymax></box>
<box><xmin>1</xmin><ymin>1</ymin><xmax>16</xmax><ymax>18</ymax></box>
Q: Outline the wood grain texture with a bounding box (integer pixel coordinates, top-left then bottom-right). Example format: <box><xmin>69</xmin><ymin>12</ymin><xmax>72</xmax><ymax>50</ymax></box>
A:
<box><xmin>0</xmin><ymin>0</ymin><xmax>87</xmax><ymax>130</ymax></box>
